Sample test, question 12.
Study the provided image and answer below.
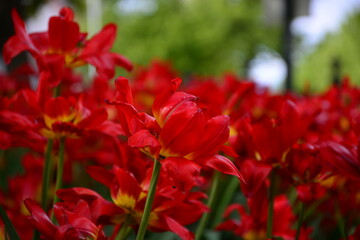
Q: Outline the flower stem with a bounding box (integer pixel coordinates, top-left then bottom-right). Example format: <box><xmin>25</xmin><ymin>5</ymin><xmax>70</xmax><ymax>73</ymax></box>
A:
<box><xmin>211</xmin><ymin>176</ymin><xmax>238</xmax><ymax>228</ymax></box>
<box><xmin>53</xmin><ymin>85</ymin><xmax>61</xmax><ymax>97</ymax></box>
<box><xmin>135</xmin><ymin>159</ymin><xmax>161</xmax><ymax>240</ymax></box>
<box><xmin>41</xmin><ymin>139</ymin><xmax>54</xmax><ymax>210</ymax></box>
<box><xmin>295</xmin><ymin>201</ymin><xmax>304</xmax><ymax>240</ymax></box>
<box><xmin>266</xmin><ymin>169</ymin><xmax>277</xmax><ymax>239</ymax></box>
<box><xmin>336</xmin><ymin>202</ymin><xmax>348</xmax><ymax>240</ymax></box>
<box><xmin>51</xmin><ymin>137</ymin><xmax>66</xmax><ymax>222</ymax></box>
<box><xmin>195</xmin><ymin>172</ymin><xmax>221</xmax><ymax>240</ymax></box>
<box><xmin>115</xmin><ymin>216</ymin><xmax>132</xmax><ymax>240</ymax></box>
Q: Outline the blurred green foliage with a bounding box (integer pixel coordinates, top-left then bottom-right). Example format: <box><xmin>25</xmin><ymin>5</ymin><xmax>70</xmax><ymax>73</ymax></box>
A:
<box><xmin>101</xmin><ymin>0</ymin><xmax>281</xmax><ymax>76</ymax></box>
<box><xmin>294</xmin><ymin>12</ymin><xmax>360</xmax><ymax>92</ymax></box>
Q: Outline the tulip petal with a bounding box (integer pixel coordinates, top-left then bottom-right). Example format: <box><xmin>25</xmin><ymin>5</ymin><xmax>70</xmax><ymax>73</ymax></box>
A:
<box><xmin>164</xmin><ymin>216</ymin><xmax>194</xmax><ymax>240</ymax></box>
<box><xmin>198</xmin><ymin>155</ymin><xmax>244</xmax><ymax>182</ymax></box>
<box><xmin>24</xmin><ymin>198</ymin><xmax>57</xmax><ymax>238</ymax></box>
<box><xmin>128</xmin><ymin>129</ymin><xmax>161</xmax><ymax>156</ymax></box>
<box><xmin>162</xmin><ymin>157</ymin><xmax>201</xmax><ymax>191</ymax></box>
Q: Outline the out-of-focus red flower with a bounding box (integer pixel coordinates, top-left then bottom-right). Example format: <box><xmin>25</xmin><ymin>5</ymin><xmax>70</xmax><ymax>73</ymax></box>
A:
<box><xmin>40</xmin><ymin>96</ymin><xmax>121</xmax><ymax>139</ymax></box>
<box><xmin>108</xmin><ymin>77</ymin><xmax>243</xmax><ymax>190</ymax></box>
<box><xmin>3</xmin><ymin>7</ymin><xmax>132</xmax><ymax>87</ymax></box>
<box><xmin>0</xmin><ymin>154</ymin><xmax>43</xmax><ymax>240</ymax></box>
<box><xmin>239</xmin><ymin>159</ymin><xmax>271</xmax><ymax>197</ymax></box>
<box><xmin>217</xmin><ymin>194</ymin><xmax>297</xmax><ymax>240</ymax></box>
<box><xmin>24</xmin><ymin>198</ymin><xmax>107</xmax><ymax>240</ymax></box>
<box><xmin>131</xmin><ymin>60</ymin><xmax>178</xmax><ymax>113</ymax></box>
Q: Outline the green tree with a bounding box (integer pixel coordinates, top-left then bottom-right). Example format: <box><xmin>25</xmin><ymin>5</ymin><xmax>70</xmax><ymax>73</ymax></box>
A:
<box><xmin>103</xmin><ymin>0</ymin><xmax>281</xmax><ymax>76</ymax></box>
<box><xmin>294</xmin><ymin>12</ymin><xmax>360</xmax><ymax>92</ymax></box>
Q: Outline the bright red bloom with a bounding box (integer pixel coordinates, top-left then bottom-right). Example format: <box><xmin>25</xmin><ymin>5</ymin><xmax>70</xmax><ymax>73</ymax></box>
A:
<box><xmin>58</xmin><ymin>167</ymin><xmax>208</xmax><ymax>240</ymax></box>
<box><xmin>3</xmin><ymin>7</ymin><xmax>132</xmax><ymax>86</ymax></box>
<box><xmin>109</xmin><ymin>77</ymin><xmax>243</xmax><ymax>190</ymax></box>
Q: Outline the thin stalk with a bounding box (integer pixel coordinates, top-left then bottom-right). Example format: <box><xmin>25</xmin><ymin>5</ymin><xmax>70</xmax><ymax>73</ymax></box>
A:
<box><xmin>51</xmin><ymin>137</ymin><xmax>66</xmax><ymax>222</ymax></box>
<box><xmin>115</xmin><ymin>216</ymin><xmax>132</xmax><ymax>240</ymax></box>
<box><xmin>53</xmin><ymin>85</ymin><xmax>61</xmax><ymax>97</ymax></box>
<box><xmin>195</xmin><ymin>172</ymin><xmax>221</xmax><ymax>240</ymax></box>
<box><xmin>295</xmin><ymin>201</ymin><xmax>304</xmax><ymax>240</ymax></box>
<box><xmin>41</xmin><ymin>139</ymin><xmax>54</xmax><ymax>210</ymax></box>
<box><xmin>266</xmin><ymin>169</ymin><xmax>277</xmax><ymax>239</ymax></box>
<box><xmin>135</xmin><ymin>159</ymin><xmax>161</xmax><ymax>240</ymax></box>
<box><xmin>303</xmin><ymin>194</ymin><xmax>329</xmax><ymax>220</ymax></box>
<box><xmin>211</xmin><ymin>175</ymin><xmax>238</xmax><ymax>228</ymax></box>
<box><xmin>336</xmin><ymin>203</ymin><xmax>348</xmax><ymax>240</ymax></box>
<box><xmin>0</xmin><ymin>204</ymin><xmax>20</xmax><ymax>240</ymax></box>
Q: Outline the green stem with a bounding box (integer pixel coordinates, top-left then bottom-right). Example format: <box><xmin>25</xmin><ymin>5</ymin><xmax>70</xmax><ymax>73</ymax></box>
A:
<box><xmin>195</xmin><ymin>172</ymin><xmax>221</xmax><ymax>240</ymax></box>
<box><xmin>303</xmin><ymin>194</ymin><xmax>329</xmax><ymax>220</ymax></box>
<box><xmin>41</xmin><ymin>139</ymin><xmax>54</xmax><ymax>210</ymax></box>
<box><xmin>53</xmin><ymin>85</ymin><xmax>61</xmax><ymax>97</ymax></box>
<box><xmin>135</xmin><ymin>159</ymin><xmax>161</xmax><ymax>240</ymax></box>
<box><xmin>211</xmin><ymin>175</ymin><xmax>238</xmax><ymax>228</ymax></box>
<box><xmin>295</xmin><ymin>201</ymin><xmax>304</xmax><ymax>240</ymax></box>
<box><xmin>51</xmin><ymin>137</ymin><xmax>66</xmax><ymax>222</ymax></box>
<box><xmin>0</xmin><ymin>204</ymin><xmax>20</xmax><ymax>240</ymax></box>
<box><xmin>266</xmin><ymin>169</ymin><xmax>277</xmax><ymax>239</ymax></box>
<box><xmin>336</xmin><ymin>203</ymin><xmax>348</xmax><ymax>240</ymax></box>
<box><xmin>115</xmin><ymin>216</ymin><xmax>132</xmax><ymax>240</ymax></box>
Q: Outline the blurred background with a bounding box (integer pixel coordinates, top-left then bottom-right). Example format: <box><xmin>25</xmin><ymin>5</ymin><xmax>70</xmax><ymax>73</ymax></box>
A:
<box><xmin>1</xmin><ymin>0</ymin><xmax>360</xmax><ymax>92</ymax></box>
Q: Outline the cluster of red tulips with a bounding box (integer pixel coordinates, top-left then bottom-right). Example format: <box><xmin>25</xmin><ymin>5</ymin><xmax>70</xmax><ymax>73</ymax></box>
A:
<box><xmin>1</xmin><ymin>7</ymin><xmax>360</xmax><ymax>240</ymax></box>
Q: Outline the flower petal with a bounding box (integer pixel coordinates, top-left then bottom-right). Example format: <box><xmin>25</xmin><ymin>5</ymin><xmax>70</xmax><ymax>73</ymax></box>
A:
<box><xmin>198</xmin><ymin>155</ymin><xmax>244</xmax><ymax>182</ymax></box>
<box><xmin>162</xmin><ymin>157</ymin><xmax>201</xmax><ymax>191</ymax></box>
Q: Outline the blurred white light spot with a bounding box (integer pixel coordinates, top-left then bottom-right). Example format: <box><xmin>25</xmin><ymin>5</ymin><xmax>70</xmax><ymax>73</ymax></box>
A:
<box><xmin>117</xmin><ymin>0</ymin><xmax>157</xmax><ymax>14</ymax></box>
<box><xmin>292</xmin><ymin>0</ymin><xmax>360</xmax><ymax>47</ymax></box>
<box><xmin>248</xmin><ymin>51</ymin><xmax>287</xmax><ymax>91</ymax></box>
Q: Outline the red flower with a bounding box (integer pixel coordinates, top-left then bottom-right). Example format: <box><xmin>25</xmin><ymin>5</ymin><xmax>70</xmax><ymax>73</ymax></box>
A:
<box><xmin>40</xmin><ymin>95</ymin><xmax>121</xmax><ymax>139</ymax></box>
<box><xmin>217</xmin><ymin>194</ymin><xmax>297</xmax><ymax>240</ymax></box>
<box><xmin>58</xmin><ymin>167</ymin><xmax>208</xmax><ymax>240</ymax></box>
<box><xmin>24</xmin><ymin>198</ymin><xmax>107</xmax><ymax>240</ymax></box>
<box><xmin>109</xmin><ymin>77</ymin><xmax>243</xmax><ymax>190</ymax></box>
<box><xmin>3</xmin><ymin>7</ymin><xmax>132</xmax><ymax>87</ymax></box>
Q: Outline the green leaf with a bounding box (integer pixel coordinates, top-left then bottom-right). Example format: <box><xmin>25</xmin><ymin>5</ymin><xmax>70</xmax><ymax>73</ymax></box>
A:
<box><xmin>0</xmin><ymin>205</ymin><xmax>20</xmax><ymax>240</ymax></box>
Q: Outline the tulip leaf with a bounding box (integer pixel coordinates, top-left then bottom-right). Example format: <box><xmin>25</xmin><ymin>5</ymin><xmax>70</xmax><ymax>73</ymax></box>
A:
<box><xmin>0</xmin><ymin>205</ymin><xmax>20</xmax><ymax>240</ymax></box>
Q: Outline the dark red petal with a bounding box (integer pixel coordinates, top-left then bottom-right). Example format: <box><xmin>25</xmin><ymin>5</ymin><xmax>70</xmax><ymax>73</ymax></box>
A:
<box><xmin>59</xmin><ymin>7</ymin><xmax>74</xmax><ymax>21</ymax></box>
<box><xmin>48</xmin><ymin>16</ymin><xmax>80</xmax><ymax>52</ymax></box>
<box><xmin>87</xmin><ymin>166</ymin><xmax>114</xmax><ymax>187</ymax></box>
<box><xmin>158</xmin><ymin>103</ymin><xmax>201</xmax><ymax>156</ymax></box>
<box><xmin>106</xmin><ymin>100</ymin><xmax>145</xmax><ymax>136</ymax></box>
<box><xmin>3</xmin><ymin>10</ymin><xmax>39</xmax><ymax>63</ymax></box>
<box><xmin>240</xmin><ymin>159</ymin><xmax>271</xmax><ymax>197</ymax></box>
<box><xmin>56</xmin><ymin>187</ymin><xmax>103</xmax><ymax>203</ymax></box>
<box><xmin>198</xmin><ymin>155</ymin><xmax>245</xmax><ymax>182</ymax></box>
<box><xmin>84</xmin><ymin>53</ymin><xmax>113</xmax><ymax>78</ymax></box>
<box><xmin>81</xmin><ymin>24</ymin><xmax>117</xmax><ymax>56</ymax></box>
<box><xmin>77</xmin><ymin>108</ymin><xmax>108</xmax><ymax>129</ymax></box>
<box><xmin>24</xmin><ymin>198</ymin><xmax>57</xmax><ymax>237</ymax></box>
<box><xmin>128</xmin><ymin>129</ymin><xmax>161</xmax><ymax>156</ymax></box>
<box><xmin>164</xmin><ymin>216</ymin><xmax>194</xmax><ymax>240</ymax></box>
<box><xmin>44</xmin><ymin>96</ymin><xmax>76</xmax><ymax>119</ymax></box>
<box><xmin>320</xmin><ymin>141</ymin><xmax>360</xmax><ymax>180</ymax></box>
<box><xmin>112</xmin><ymin>53</ymin><xmax>133</xmax><ymax>72</ymax></box>
<box><xmin>188</xmin><ymin>115</ymin><xmax>230</xmax><ymax>159</ymax></box>
<box><xmin>115</xmin><ymin>76</ymin><xmax>133</xmax><ymax>104</ymax></box>
<box><xmin>153</xmin><ymin>91</ymin><xmax>197</xmax><ymax>127</ymax></box>
<box><xmin>39</xmin><ymin>54</ymin><xmax>65</xmax><ymax>87</ymax></box>
<box><xmin>162</xmin><ymin>157</ymin><xmax>201</xmax><ymax>191</ymax></box>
